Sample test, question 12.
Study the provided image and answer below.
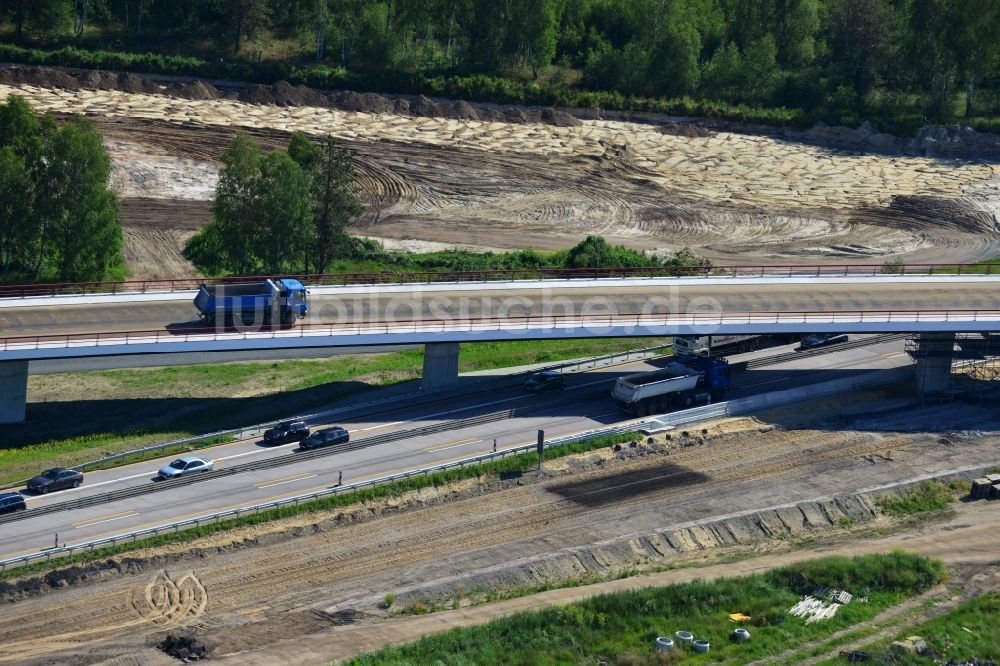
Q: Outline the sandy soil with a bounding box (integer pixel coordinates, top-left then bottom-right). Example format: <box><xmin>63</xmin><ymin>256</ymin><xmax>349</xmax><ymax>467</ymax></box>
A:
<box><xmin>0</xmin><ymin>396</ymin><xmax>998</xmax><ymax>664</ymax></box>
<box><xmin>2</xmin><ymin>82</ymin><xmax>1000</xmax><ymax>280</ymax></box>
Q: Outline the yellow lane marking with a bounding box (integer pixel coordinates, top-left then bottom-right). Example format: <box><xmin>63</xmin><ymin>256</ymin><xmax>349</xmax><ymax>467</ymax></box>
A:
<box><xmin>256</xmin><ymin>473</ymin><xmax>317</xmax><ymax>489</ymax></box>
<box><xmin>71</xmin><ymin>510</ymin><xmax>135</xmax><ymax>527</ymax></box>
<box><xmin>254</xmin><ymin>471</ymin><xmax>316</xmax><ymax>487</ymax></box>
<box><xmin>74</xmin><ymin>481</ymin><xmax>341</xmax><ymax>543</ymax></box>
<box><xmin>423</xmin><ymin>438</ymin><xmax>479</xmax><ymax>453</ymax></box>
<box><xmin>72</xmin><ymin>510</ymin><xmax>140</xmax><ymax>529</ymax></box>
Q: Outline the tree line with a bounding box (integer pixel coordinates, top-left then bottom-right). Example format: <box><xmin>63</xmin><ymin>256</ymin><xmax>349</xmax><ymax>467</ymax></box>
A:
<box><xmin>0</xmin><ymin>95</ymin><xmax>122</xmax><ymax>283</ymax></box>
<box><xmin>4</xmin><ymin>1</ymin><xmax>1000</xmax><ymax>123</ymax></box>
<box><xmin>184</xmin><ymin>132</ymin><xmax>711</xmax><ymax>276</ymax></box>
<box><xmin>183</xmin><ymin>131</ymin><xmax>363</xmax><ymax>276</ymax></box>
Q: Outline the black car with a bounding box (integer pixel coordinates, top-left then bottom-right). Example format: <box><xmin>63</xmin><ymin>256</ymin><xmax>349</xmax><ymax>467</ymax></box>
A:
<box><xmin>524</xmin><ymin>370</ymin><xmax>566</xmax><ymax>393</ymax></box>
<box><xmin>0</xmin><ymin>492</ymin><xmax>26</xmax><ymax>514</ymax></box>
<box><xmin>263</xmin><ymin>420</ymin><xmax>311</xmax><ymax>445</ymax></box>
<box><xmin>299</xmin><ymin>426</ymin><xmax>350</xmax><ymax>450</ymax></box>
<box><xmin>799</xmin><ymin>333</ymin><xmax>849</xmax><ymax>350</ymax></box>
<box><xmin>27</xmin><ymin>468</ymin><xmax>83</xmax><ymax>494</ymax></box>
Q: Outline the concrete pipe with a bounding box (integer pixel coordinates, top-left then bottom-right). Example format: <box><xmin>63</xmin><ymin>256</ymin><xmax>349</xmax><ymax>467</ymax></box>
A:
<box><xmin>674</xmin><ymin>630</ymin><xmax>694</xmax><ymax>646</ymax></box>
<box><xmin>733</xmin><ymin>628</ymin><xmax>751</xmax><ymax>641</ymax></box>
<box><xmin>655</xmin><ymin>637</ymin><xmax>674</xmax><ymax>651</ymax></box>
<box><xmin>693</xmin><ymin>639</ymin><xmax>711</xmax><ymax>653</ymax></box>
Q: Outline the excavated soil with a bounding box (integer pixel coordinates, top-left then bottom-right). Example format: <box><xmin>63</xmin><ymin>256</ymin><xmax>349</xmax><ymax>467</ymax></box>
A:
<box><xmin>0</xmin><ymin>397</ymin><xmax>998</xmax><ymax>664</ymax></box>
<box><xmin>2</xmin><ymin>65</ymin><xmax>1000</xmax><ymax>279</ymax></box>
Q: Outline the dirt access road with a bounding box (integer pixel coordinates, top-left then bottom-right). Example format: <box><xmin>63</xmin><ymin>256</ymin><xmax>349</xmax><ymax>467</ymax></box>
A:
<box><xmin>0</xmin><ymin>394</ymin><xmax>997</xmax><ymax>665</ymax></box>
<box><xmin>2</xmin><ymin>79</ymin><xmax>999</xmax><ymax>280</ymax></box>
<box><xmin>231</xmin><ymin>501</ymin><xmax>1000</xmax><ymax>665</ymax></box>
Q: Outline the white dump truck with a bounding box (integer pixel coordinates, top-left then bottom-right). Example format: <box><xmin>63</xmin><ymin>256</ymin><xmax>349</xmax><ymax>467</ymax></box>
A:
<box><xmin>612</xmin><ymin>357</ymin><xmax>731</xmax><ymax>415</ymax></box>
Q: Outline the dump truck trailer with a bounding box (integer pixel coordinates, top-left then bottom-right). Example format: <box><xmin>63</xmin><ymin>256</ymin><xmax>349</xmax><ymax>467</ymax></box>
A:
<box><xmin>612</xmin><ymin>357</ymin><xmax>731</xmax><ymax>416</ymax></box>
<box><xmin>194</xmin><ymin>278</ymin><xmax>309</xmax><ymax>327</ymax></box>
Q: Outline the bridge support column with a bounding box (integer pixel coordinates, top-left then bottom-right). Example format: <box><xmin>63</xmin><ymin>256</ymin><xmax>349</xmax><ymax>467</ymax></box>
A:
<box><xmin>914</xmin><ymin>332</ymin><xmax>955</xmax><ymax>397</ymax></box>
<box><xmin>422</xmin><ymin>342</ymin><xmax>460</xmax><ymax>391</ymax></box>
<box><xmin>0</xmin><ymin>360</ymin><xmax>28</xmax><ymax>423</ymax></box>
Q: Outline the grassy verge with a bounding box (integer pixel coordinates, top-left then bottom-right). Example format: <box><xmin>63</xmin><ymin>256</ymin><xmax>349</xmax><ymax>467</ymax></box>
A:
<box><xmin>872</xmin><ymin>480</ymin><xmax>966</xmax><ymax>518</ymax></box>
<box><xmin>919</xmin><ymin>258</ymin><xmax>1000</xmax><ymax>275</ymax></box>
<box><xmin>0</xmin><ymin>337</ymin><xmax>668</xmax><ymax>485</ymax></box>
<box><xmin>812</xmin><ymin>591</ymin><xmax>1000</xmax><ymax>665</ymax></box>
<box><xmin>0</xmin><ymin>430</ymin><xmax>641</xmax><ymax>581</ymax></box>
<box><xmin>347</xmin><ymin>552</ymin><xmax>945</xmax><ymax>665</ymax></box>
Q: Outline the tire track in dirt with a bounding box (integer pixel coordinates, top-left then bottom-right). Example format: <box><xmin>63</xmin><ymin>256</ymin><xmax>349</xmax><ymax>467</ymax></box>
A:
<box><xmin>0</xmin><ymin>415</ymin><xmax>996</xmax><ymax>662</ymax></box>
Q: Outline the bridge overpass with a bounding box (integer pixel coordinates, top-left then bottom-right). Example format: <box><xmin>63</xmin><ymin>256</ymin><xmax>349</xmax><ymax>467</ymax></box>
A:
<box><xmin>2</xmin><ymin>271</ymin><xmax>999</xmax><ymax>422</ymax></box>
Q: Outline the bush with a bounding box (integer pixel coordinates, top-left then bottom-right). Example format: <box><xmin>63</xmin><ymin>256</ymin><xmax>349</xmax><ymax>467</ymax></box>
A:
<box><xmin>768</xmin><ymin>551</ymin><xmax>946</xmax><ymax>595</ymax></box>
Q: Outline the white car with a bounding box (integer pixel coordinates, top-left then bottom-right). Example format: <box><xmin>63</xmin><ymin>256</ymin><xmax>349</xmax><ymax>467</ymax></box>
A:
<box><xmin>158</xmin><ymin>456</ymin><xmax>214</xmax><ymax>480</ymax></box>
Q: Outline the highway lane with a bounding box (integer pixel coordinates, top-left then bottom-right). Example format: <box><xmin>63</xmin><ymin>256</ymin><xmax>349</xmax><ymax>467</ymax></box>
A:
<box><xmin>27</xmin><ymin>345</ymin><xmax>418</xmax><ymax>374</ymax></box>
<box><xmin>12</xmin><ymin>335</ymin><xmax>887</xmax><ymax>508</ymax></box>
<box><xmin>2</xmin><ymin>279</ymin><xmax>999</xmax><ymax>339</ymax></box>
<box><xmin>0</xmin><ymin>338</ymin><xmax>910</xmax><ymax>558</ymax></box>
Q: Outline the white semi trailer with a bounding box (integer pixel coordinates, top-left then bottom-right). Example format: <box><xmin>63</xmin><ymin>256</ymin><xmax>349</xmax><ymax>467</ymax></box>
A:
<box><xmin>673</xmin><ymin>334</ymin><xmax>800</xmax><ymax>356</ymax></box>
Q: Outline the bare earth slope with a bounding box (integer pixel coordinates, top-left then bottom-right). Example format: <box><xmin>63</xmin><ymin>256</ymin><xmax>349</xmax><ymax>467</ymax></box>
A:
<box><xmin>0</xmin><ymin>398</ymin><xmax>998</xmax><ymax>664</ymax></box>
<box><xmin>2</xmin><ymin>81</ymin><xmax>999</xmax><ymax>279</ymax></box>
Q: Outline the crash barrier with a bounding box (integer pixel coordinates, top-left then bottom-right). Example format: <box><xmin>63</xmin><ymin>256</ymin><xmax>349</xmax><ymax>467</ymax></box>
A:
<box><xmin>0</xmin><ymin>343</ymin><xmax>675</xmax><ymax>492</ymax></box>
<box><xmin>744</xmin><ymin>333</ymin><xmax>908</xmax><ymax>369</ymax></box>
<box><xmin>0</xmin><ymin>365</ymin><xmax>916</xmax><ymax>571</ymax></box>
<box><xmin>642</xmin><ymin>365</ymin><xmax>915</xmax><ymax>432</ymax></box>
<box><xmin>0</xmin><ymin>421</ymin><xmax>643</xmax><ymax>572</ymax></box>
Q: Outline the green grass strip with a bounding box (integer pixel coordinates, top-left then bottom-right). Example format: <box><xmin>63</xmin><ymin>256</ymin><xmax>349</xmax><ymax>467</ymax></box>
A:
<box><xmin>810</xmin><ymin>591</ymin><xmax>1000</xmax><ymax>665</ymax></box>
<box><xmin>347</xmin><ymin>552</ymin><xmax>945</xmax><ymax>665</ymax></box>
<box><xmin>0</xmin><ymin>431</ymin><xmax>642</xmax><ymax>581</ymax></box>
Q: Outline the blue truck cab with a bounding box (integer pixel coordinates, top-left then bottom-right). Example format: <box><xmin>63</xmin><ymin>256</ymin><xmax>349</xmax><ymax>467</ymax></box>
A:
<box><xmin>194</xmin><ymin>278</ymin><xmax>309</xmax><ymax>327</ymax></box>
<box><xmin>677</xmin><ymin>355</ymin><xmax>732</xmax><ymax>400</ymax></box>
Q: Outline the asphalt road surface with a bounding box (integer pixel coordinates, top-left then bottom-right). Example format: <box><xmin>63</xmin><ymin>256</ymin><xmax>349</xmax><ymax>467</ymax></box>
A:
<box><xmin>0</xmin><ymin>337</ymin><xmax>910</xmax><ymax>560</ymax></box>
<box><xmin>2</xmin><ymin>279</ymin><xmax>998</xmax><ymax>340</ymax></box>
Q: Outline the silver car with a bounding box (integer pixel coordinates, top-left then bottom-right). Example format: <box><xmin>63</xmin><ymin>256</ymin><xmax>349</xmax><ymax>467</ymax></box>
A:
<box><xmin>158</xmin><ymin>456</ymin><xmax>214</xmax><ymax>480</ymax></box>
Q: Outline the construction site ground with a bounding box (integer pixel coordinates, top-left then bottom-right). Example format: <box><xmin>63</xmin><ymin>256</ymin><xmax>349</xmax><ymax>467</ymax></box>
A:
<box><xmin>2</xmin><ymin>70</ymin><xmax>1000</xmax><ymax>279</ymax></box>
<box><xmin>0</xmin><ymin>390</ymin><xmax>998</xmax><ymax>665</ymax></box>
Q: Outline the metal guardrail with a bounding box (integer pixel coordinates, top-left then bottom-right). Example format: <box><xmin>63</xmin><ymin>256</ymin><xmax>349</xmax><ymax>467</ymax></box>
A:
<box><xmin>0</xmin><ymin>388</ymin><xmax>607</xmax><ymax>526</ymax></box>
<box><xmin>0</xmin><ymin>421</ymin><xmax>646</xmax><ymax>573</ymax></box>
<box><xmin>0</xmin><ymin>343</ymin><xmax>673</xmax><ymax>491</ymax></box>
<box><xmin>744</xmin><ymin>333</ymin><xmax>908</xmax><ymax>369</ymax></box>
<box><xmin>0</xmin><ymin>364</ymin><xmax>915</xmax><ymax>573</ymax></box>
<box><xmin>4</xmin><ymin>310</ymin><xmax>1000</xmax><ymax>353</ymax></box>
<box><xmin>1</xmin><ymin>262</ymin><xmax>996</xmax><ymax>298</ymax></box>
<box><xmin>643</xmin><ymin>365</ymin><xmax>915</xmax><ymax>433</ymax></box>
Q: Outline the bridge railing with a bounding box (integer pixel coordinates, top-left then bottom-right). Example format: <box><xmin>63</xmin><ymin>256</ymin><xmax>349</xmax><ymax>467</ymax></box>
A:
<box><xmin>3</xmin><ymin>309</ymin><xmax>1000</xmax><ymax>352</ymax></box>
<box><xmin>1</xmin><ymin>262</ymin><xmax>996</xmax><ymax>298</ymax></box>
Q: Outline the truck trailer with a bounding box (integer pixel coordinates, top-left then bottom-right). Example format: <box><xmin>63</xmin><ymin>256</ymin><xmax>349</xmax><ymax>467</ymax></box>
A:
<box><xmin>673</xmin><ymin>334</ymin><xmax>800</xmax><ymax>356</ymax></box>
<box><xmin>612</xmin><ymin>356</ymin><xmax>731</xmax><ymax>416</ymax></box>
<box><xmin>194</xmin><ymin>278</ymin><xmax>309</xmax><ymax>327</ymax></box>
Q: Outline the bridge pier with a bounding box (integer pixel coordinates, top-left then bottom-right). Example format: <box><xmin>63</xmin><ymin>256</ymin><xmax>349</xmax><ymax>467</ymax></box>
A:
<box><xmin>914</xmin><ymin>332</ymin><xmax>955</xmax><ymax>397</ymax></box>
<box><xmin>0</xmin><ymin>360</ymin><xmax>27</xmax><ymax>423</ymax></box>
<box><xmin>422</xmin><ymin>342</ymin><xmax>460</xmax><ymax>391</ymax></box>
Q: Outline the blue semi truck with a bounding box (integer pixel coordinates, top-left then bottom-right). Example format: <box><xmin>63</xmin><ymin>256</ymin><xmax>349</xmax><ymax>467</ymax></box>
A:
<box><xmin>194</xmin><ymin>279</ymin><xmax>309</xmax><ymax>327</ymax></box>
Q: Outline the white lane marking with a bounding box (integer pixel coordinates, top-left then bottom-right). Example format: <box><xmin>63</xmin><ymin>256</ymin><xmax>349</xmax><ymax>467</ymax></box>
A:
<box><xmin>36</xmin><ymin>369</ymin><xmax>625</xmax><ymax>499</ymax></box>
<box><xmin>349</xmin><ymin>376</ymin><xmax>614</xmax><ymax>434</ymax></box>
<box><xmin>257</xmin><ymin>474</ymin><xmax>317</xmax><ymax>489</ymax></box>
<box><xmin>216</xmin><ymin>443</ymin><xmax>293</xmax><ymax>462</ymax></box>
<box><xmin>742</xmin><ymin>377</ymin><xmax>787</xmax><ymax>388</ymax></box>
<box><xmin>884</xmin><ymin>352</ymin><xmax>906</xmax><ymax>358</ymax></box>
<box><xmin>423</xmin><ymin>438</ymin><xmax>480</xmax><ymax>453</ymax></box>
<box><xmin>74</xmin><ymin>511</ymin><xmax>139</xmax><ymax>528</ymax></box>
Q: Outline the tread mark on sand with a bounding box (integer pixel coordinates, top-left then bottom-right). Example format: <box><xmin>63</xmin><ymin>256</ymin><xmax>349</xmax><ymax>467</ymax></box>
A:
<box><xmin>129</xmin><ymin>570</ymin><xmax>207</xmax><ymax>625</ymax></box>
